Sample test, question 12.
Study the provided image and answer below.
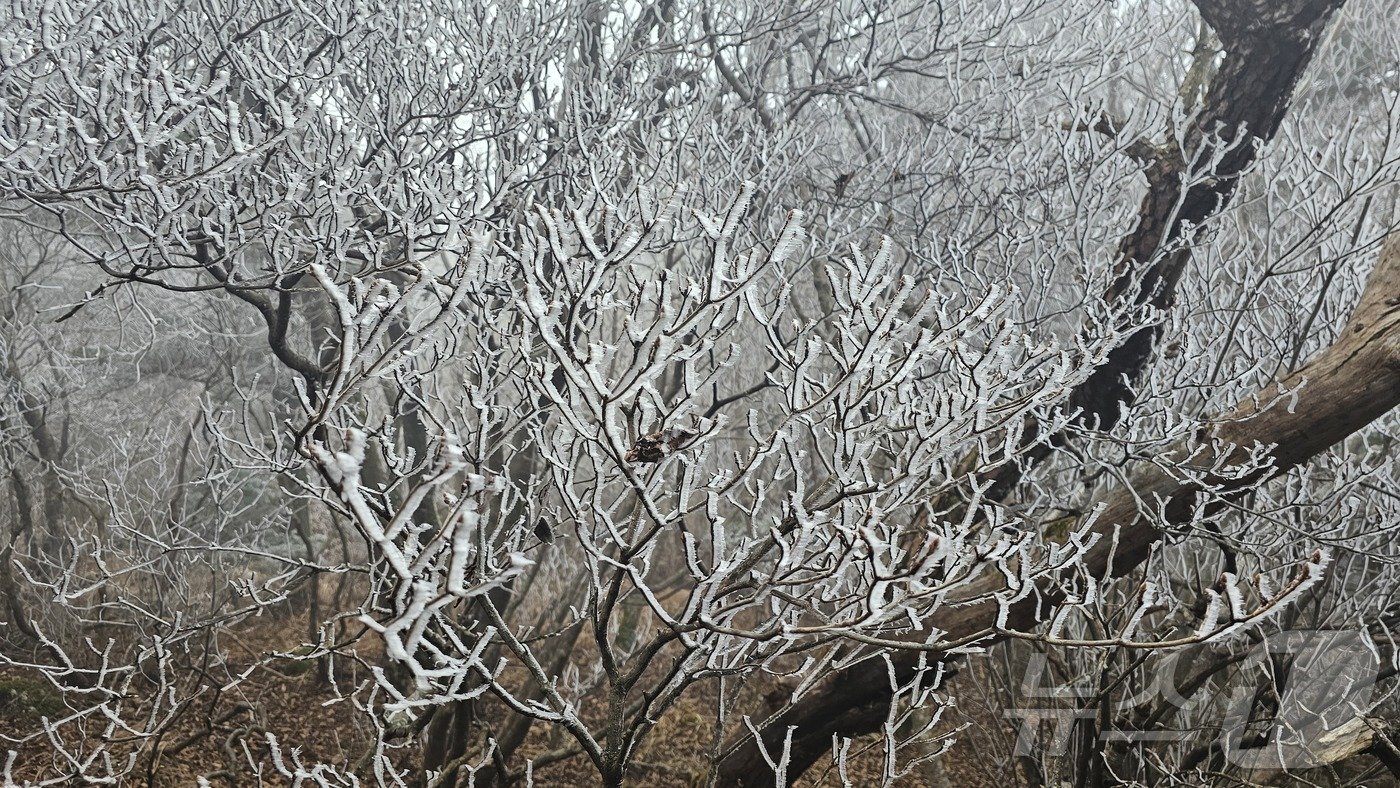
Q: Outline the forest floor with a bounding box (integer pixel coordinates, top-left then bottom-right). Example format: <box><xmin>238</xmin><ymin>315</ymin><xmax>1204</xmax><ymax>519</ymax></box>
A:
<box><xmin>0</xmin><ymin>608</ymin><xmax>1013</xmax><ymax>787</ymax></box>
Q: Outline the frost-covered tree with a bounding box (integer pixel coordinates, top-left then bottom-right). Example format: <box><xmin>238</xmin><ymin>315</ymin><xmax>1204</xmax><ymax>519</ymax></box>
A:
<box><xmin>0</xmin><ymin>0</ymin><xmax>1397</xmax><ymax>786</ymax></box>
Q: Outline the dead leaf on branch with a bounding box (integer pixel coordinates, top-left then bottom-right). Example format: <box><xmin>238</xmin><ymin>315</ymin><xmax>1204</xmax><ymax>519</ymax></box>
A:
<box><xmin>624</xmin><ymin>426</ymin><xmax>698</xmax><ymax>464</ymax></box>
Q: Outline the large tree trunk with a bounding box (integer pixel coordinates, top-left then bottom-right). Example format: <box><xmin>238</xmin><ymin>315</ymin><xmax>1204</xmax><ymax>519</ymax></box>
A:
<box><xmin>713</xmin><ymin>0</ymin><xmax>1391</xmax><ymax>776</ymax></box>
<box><xmin>1068</xmin><ymin>0</ymin><xmax>1347</xmax><ymax>429</ymax></box>
<box><xmin>987</xmin><ymin>0</ymin><xmax>1347</xmax><ymax>499</ymax></box>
